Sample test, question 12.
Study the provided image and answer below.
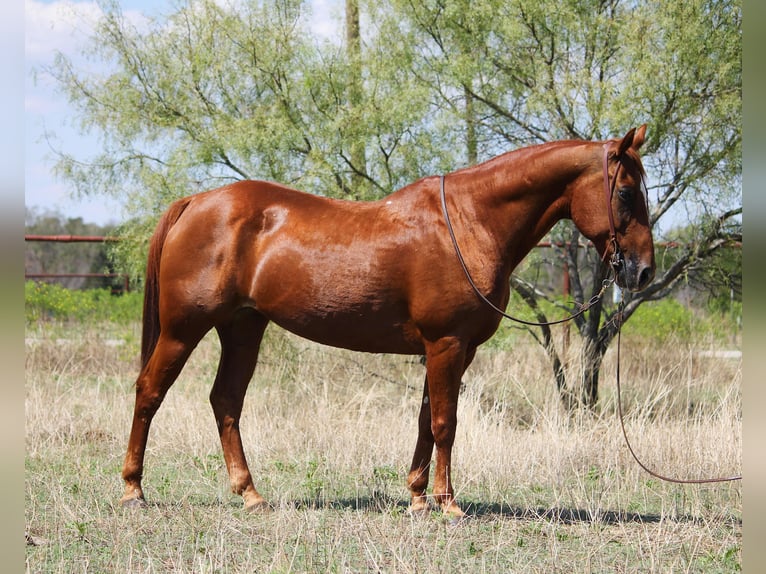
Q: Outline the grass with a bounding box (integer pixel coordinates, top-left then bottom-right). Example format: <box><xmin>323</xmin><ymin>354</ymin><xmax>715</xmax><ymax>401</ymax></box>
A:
<box><xmin>25</xmin><ymin>319</ymin><xmax>741</xmax><ymax>572</ymax></box>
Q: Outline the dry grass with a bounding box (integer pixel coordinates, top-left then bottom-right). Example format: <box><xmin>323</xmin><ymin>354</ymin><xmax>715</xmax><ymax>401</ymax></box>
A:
<box><xmin>25</xmin><ymin>321</ymin><xmax>741</xmax><ymax>572</ymax></box>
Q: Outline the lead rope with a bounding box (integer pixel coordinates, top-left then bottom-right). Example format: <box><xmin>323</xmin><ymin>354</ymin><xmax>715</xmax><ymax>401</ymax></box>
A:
<box><xmin>613</xmin><ymin>303</ymin><xmax>742</xmax><ymax>483</ymax></box>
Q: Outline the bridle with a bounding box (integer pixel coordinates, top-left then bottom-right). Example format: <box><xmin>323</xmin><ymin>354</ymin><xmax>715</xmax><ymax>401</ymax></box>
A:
<box><xmin>602</xmin><ymin>144</ymin><xmax>626</xmax><ymax>275</ymax></box>
<box><xmin>439</xmin><ymin>143</ymin><xmax>742</xmax><ymax>485</ymax></box>
<box><xmin>600</xmin><ymin>148</ymin><xmax>738</xmax><ymax>484</ymax></box>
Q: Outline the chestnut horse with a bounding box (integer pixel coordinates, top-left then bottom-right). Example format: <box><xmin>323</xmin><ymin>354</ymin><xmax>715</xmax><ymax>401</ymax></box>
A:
<box><xmin>120</xmin><ymin>126</ymin><xmax>654</xmax><ymax>517</ymax></box>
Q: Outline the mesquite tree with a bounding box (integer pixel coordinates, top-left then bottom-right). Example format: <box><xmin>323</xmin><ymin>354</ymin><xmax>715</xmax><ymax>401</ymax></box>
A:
<box><xmin>46</xmin><ymin>0</ymin><xmax>740</xmax><ymax>407</ymax></box>
<box><xmin>381</xmin><ymin>0</ymin><xmax>741</xmax><ymax>408</ymax></box>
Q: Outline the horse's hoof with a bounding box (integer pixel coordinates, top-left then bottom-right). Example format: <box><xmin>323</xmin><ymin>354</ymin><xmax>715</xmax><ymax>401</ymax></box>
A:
<box><xmin>245</xmin><ymin>499</ymin><xmax>273</xmax><ymax>514</ymax></box>
<box><xmin>120</xmin><ymin>496</ymin><xmax>147</xmax><ymax>509</ymax></box>
<box><xmin>444</xmin><ymin>507</ymin><xmax>470</xmax><ymax>527</ymax></box>
<box><xmin>441</xmin><ymin>501</ymin><xmax>466</xmax><ymax>522</ymax></box>
<box><xmin>408</xmin><ymin>497</ymin><xmax>432</xmax><ymax>517</ymax></box>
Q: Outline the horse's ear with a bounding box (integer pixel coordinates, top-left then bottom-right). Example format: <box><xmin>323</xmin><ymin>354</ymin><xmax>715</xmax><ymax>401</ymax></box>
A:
<box><xmin>631</xmin><ymin>124</ymin><xmax>647</xmax><ymax>151</ymax></box>
<box><xmin>617</xmin><ymin>127</ymin><xmax>636</xmax><ymax>157</ymax></box>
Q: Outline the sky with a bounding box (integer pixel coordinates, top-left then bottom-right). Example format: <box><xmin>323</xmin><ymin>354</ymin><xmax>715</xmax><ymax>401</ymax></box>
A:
<box><xmin>25</xmin><ymin>0</ymin><xmax>342</xmax><ymax>226</ymax></box>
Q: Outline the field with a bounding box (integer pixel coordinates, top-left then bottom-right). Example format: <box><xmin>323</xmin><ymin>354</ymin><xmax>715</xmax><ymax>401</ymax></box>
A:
<box><xmin>25</xmin><ymin>312</ymin><xmax>741</xmax><ymax>572</ymax></box>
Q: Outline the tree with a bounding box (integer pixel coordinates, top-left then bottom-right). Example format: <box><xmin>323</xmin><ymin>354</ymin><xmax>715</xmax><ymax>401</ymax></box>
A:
<box><xmin>344</xmin><ymin>0</ymin><xmax>369</xmax><ymax>197</ymax></box>
<box><xmin>382</xmin><ymin>0</ymin><xmax>741</xmax><ymax>408</ymax></box>
<box><xmin>49</xmin><ymin>0</ymin><xmax>460</xmax><ymax>278</ymax></box>
<box><xmin>47</xmin><ymin>0</ymin><xmax>740</xmax><ymax>408</ymax></box>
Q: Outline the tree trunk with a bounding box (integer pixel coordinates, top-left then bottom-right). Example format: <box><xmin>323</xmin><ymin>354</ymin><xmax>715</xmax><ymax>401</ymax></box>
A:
<box><xmin>464</xmin><ymin>84</ymin><xmax>477</xmax><ymax>166</ymax></box>
<box><xmin>580</xmin><ymin>340</ymin><xmax>605</xmax><ymax>409</ymax></box>
<box><xmin>345</xmin><ymin>0</ymin><xmax>368</xmax><ymax>198</ymax></box>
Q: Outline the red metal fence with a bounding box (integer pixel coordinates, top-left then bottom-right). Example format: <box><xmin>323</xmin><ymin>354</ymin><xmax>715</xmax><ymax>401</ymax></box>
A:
<box><xmin>26</xmin><ymin>234</ymin><xmax>591</xmax><ymax>295</ymax></box>
<box><xmin>23</xmin><ymin>235</ymin><xmax>605</xmax><ymax>296</ymax></box>
<box><xmin>25</xmin><ymin>234</ymin><xmax>131</xmax><ymax>292</ymax></box>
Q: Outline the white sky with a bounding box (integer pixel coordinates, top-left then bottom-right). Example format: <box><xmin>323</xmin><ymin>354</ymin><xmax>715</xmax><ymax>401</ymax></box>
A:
<box><xmin>25</xmin><ymin>0</ymin><xmax>342</xmax><ymax>226</ymax></box>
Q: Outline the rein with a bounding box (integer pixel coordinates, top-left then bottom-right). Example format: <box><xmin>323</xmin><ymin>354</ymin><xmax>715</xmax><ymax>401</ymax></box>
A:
<box><xmin>439</xmin><ymin>145</ymin><xmax>742</xmax><ymax>485</ymax></box>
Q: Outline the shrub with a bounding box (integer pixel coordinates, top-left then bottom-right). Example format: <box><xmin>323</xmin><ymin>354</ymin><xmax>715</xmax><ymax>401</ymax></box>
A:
<box><xmin>624</xmin><ymin>298</ymin><xmax>696</xmax><ymax>342</ymax></box>
<box><xmin>626</xmin><ymin>297</ymin><xmax>742</xmax><ymax>345</ymax></box>
<box><xmin>25</xmin><ymin>281</ymin><xmax>142</xmax><ymax>325</ymax></box>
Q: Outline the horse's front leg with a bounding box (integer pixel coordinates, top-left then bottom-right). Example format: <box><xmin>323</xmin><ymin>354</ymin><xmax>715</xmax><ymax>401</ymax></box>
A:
<box><xmin>406</xmin><ymin>376</ymin><xmax>434</xmax><ymax>514</ymax></box>
<box><xmin>408</xmin><ymin>338</ymin><xmax>473</xmax><ymax>518</ymax></box>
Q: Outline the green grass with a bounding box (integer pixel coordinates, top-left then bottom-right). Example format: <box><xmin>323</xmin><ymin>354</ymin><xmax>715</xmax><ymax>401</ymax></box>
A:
<box><xmin>25</xmin><ymin>281</ymin><xmax>143</xmax><ymax>325</ymax></box>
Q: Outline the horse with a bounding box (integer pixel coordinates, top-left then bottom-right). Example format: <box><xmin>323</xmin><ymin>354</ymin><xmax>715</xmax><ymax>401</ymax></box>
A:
<box><xmin>120</xmin><ymin>126</ymin><xmax>654</xmax><ymax>517</ymax></box>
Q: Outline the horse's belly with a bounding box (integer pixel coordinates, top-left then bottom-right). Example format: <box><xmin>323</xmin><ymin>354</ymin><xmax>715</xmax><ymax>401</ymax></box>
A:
<box><xmin>260</xmin><ymin>300</ymin><xmax>423</xmax><ymax>354</ymax></box>
<box><xmin>280</xmin><ymin>323</ymin><xmax>422</xmax><ymax>354</ymax></box>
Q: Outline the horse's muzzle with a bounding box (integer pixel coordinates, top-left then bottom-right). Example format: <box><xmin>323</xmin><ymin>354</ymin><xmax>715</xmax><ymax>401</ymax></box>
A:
<box><xmin>617</xmin><ymin>256</ymin><xmax>655</xmax><ymax>292</ymax></box>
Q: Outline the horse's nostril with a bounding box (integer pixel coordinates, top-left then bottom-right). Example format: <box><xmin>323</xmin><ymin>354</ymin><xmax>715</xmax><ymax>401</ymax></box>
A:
<box><xmin>638</xmin><ymin>266</ymin><xmax>654</xmax><ymax>290</ymax></box>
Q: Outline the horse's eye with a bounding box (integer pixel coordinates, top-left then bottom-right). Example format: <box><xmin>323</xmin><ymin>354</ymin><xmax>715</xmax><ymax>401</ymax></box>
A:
<box><xmin>618</xmin><ymin>187</ymin><xmax>634</xmax><ymax>203</ymax></box>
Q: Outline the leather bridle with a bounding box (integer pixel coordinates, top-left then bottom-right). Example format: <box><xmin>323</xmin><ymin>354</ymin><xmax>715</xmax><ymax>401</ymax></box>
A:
<box><xmin>602</xmin><ymin>143</ymin><xmax>626</xmax><ymax>275</ymax></box>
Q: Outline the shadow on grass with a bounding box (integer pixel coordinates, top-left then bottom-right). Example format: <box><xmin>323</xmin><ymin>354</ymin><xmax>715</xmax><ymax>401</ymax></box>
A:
<box><xmin>132</xmin><ymin>494</ymin><xmax>741</xmax><ymax>527</ymax></box>
<box><xmin>277</xmin><ymin>496</ymin><xmax>742</xmax><ymax>526</ymax></box>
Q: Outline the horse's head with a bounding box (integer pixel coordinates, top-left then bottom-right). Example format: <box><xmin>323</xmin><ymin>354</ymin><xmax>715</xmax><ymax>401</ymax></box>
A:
<box><xmin>571</xmin><ymin>125</ymin><xmax>655</xmax><ymax>292</ymax></box>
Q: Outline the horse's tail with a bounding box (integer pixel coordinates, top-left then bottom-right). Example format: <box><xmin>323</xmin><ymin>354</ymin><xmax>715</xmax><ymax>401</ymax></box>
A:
<box><xmin>140</xmin><ymin>197</ymin><xmax>193</xmax><ymax>369</ymax></box>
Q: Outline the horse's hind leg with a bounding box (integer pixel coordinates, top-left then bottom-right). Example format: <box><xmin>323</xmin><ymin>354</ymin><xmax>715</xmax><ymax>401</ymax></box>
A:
<box><xmin>121</xmin><ymin>331</ymin><xmax>202</xmax><ymax>507</ymax></box>
<box><xmin>210</xmin><ymin>308</ymin><xmax>269</xmax><ymax>511</ymax></box>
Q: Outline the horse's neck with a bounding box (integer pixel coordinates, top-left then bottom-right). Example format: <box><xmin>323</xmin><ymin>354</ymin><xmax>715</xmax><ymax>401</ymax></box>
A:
<box><xmin>454</xmin><ymin>141</ymin><xmax>596</xmax><ymax>273</ymax></box>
